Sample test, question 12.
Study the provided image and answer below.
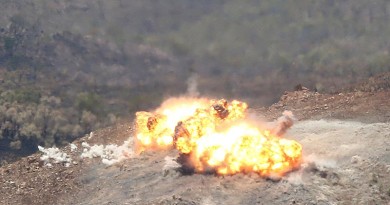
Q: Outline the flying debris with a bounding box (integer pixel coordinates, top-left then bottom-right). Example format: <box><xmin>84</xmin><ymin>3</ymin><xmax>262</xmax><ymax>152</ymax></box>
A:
<box><xmin>271</xmin><ymin>110</ymin><xmax>295</xmax><ymax>136</ymax></box>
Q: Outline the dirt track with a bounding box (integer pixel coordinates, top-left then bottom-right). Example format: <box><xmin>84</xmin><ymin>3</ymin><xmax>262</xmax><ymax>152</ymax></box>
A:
<box><xmin>1</xmin><ymin>74</ymin><xmax>390</xmax><ymax>205</ymax></box>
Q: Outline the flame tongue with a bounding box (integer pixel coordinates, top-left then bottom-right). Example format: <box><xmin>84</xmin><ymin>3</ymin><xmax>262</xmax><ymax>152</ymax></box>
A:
<box><xmin>135</xmin><ymin>98</ymin><xmax>210</xmax><ymax>152</ymax></box>
<box><xmin>135</xmin><ymin>97</ymin><xmax>302</xmax><ymax>176</ymax></box>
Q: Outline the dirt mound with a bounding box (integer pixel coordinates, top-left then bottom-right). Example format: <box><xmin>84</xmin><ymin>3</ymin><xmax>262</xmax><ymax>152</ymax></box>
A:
<box><xmin>260</xmin><ymin>86</ymin><xmax>390</xmax><ymax>123</ymax></box>
<box><xmin>344</xmin><ymin>72</ymin><xmax>390</xmax><ymax>92</ymax></box>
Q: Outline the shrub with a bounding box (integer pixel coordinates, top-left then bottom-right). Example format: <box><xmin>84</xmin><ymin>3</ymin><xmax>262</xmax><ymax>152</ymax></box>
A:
<box><xmin>76</xmin><ymin>92</ymin><xmax>104</xmax><ymax>116</ymax></box>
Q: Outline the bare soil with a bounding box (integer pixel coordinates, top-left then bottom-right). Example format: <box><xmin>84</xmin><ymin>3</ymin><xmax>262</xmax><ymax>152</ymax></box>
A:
<box><xmin>1</xmin><ymin>73</ymin><xmax>390</xmax><ymax>205</ymax></box>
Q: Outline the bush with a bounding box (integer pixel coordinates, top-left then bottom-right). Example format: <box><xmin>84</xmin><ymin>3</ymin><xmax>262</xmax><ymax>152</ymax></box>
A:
<box><xmin>76</xmin><ymin>92</ymin><xmax>104</xmax><ymax>116</ymax></box>
<box><xmin>3</xmin><ymin>37</ymin><xmax>16</xmax><ymax>53</ymax></box>
<box><xmin>14</xmin><ymin>89</ymin><xmax>41</xmax><ymax>104</ymax></box>
<box><xmin>0</xmin><ymin>93</ymin><xmax>101</xmax><ymax>154</ymax></box>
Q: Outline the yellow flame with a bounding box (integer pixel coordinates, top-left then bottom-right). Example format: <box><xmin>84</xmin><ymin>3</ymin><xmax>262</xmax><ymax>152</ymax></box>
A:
<box><xmin>134</xmin><ymin>97</ymin><xmax>302</xmax><ymax>176</ymax></box>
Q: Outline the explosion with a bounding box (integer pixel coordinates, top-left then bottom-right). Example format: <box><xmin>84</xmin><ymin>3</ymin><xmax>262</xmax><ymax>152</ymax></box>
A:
<box><xmin>135</xmin><ymin>97</ymin><xmax>210</xmax><ymax>151</ymax></box>
<box><xmin>135</xmin><ymin>97</ymin><xmax>302</xmax><ymax>177</ymax></box>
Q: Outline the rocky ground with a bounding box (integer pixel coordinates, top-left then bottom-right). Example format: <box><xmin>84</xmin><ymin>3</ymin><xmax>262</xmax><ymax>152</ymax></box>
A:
<box><xmin>1</xmin><ymin>73</ymin><xmax>390</xmax><ymax>205</ymax></box>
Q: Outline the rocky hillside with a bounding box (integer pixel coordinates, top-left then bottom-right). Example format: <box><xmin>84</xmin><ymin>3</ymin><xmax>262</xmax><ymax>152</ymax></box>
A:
<box><xmin>1</xmin><ymin>0</ymin><xmax>390</xmax><ymax>165</ymax></box>
<box><xmin>1</xmin><ymin>0</ymin><xmax>390</xmax><ymax>102</ymax></box>
<box><xmin>0</xmin><ymin>75</ymin><xmax>389</xmax><ymax>204</ymax></box>
<box><xmin>0</xmin><ymin>21</ymin><xmax>188</xmax><ymax>159</ymax></box>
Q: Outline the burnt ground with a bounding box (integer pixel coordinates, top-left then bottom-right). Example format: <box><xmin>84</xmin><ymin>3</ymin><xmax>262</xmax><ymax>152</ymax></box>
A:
<box><xmin>1</xmin><ymin>73</ymin><xmax>390</xmax><ymax>205</ymax></box>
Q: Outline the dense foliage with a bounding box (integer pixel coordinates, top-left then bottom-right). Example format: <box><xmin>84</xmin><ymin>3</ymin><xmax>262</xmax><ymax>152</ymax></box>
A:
<box><xmin>1</xmin><ymin>0</ymin><xmax>390</xmax><ymax>157</ymax></box>
<box><xmin>0</xmin><ymin>19</ymin><xmax>188</xmax><ymax>157</ymax></box>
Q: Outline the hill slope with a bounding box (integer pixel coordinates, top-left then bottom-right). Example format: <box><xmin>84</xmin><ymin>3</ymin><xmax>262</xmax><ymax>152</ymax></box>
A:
<box><xmin>0</xmin><ymin>76</ymin><xmax>389</xmax><ymax>204</ymax></box>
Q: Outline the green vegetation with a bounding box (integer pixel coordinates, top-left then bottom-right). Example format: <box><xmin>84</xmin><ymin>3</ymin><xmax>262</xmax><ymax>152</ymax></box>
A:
<box><xmin>2</xmin><ymin>89</ymin><xmax>41</xmax><ymax>104</ymax></box>
<box><xmin>0</xmin><ymin>95</ymin><xmax>86</xmax><ymax>152</ymax></box>
<box><xmin>1</xmin><ymin>0</ymin><xmax>390</xmax><ymax>158</ymax></box>
<box><xmin>76</xmin><ymin>92</ymin><xmax>104</xmax><ymax>116</ymax></box>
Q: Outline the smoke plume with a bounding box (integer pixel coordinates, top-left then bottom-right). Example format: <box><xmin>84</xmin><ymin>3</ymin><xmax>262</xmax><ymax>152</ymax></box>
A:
<box><xmin>272</xmin><ymin>110</ymin><xmax>295</xmax><ymax>136</ymax></box>
<box><xmin>186</xmin><ymin>74</ymin><xmax>199</xmax><ymax>97</ymax></box>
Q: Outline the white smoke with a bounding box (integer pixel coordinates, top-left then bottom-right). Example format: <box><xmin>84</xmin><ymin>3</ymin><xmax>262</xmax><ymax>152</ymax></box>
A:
<box><xmin>38</xmin><ymin>137</ymin><xmax>134</xmax><ymax>168</ymax></box>
<box><xmin>186</xmin><ymin>74</ymin><xmax>200</xmax><ymax>97</ymax></box>
<box><xmin>80</xmin><ymin>140</ymin><xmax>133</xmax><ymax>165</ymax></box>
<box><xmin>163</xmin><ymin>156</ymin><xmax>181</xmax><ymax>171</ymax></box>
<box><xmin>70</xmin><ymin>143</ymin><xmax>78</xmax><ymax>152</ymax></box>
<box><xmin>304</xmin><ymin>154</ymin><xmax>337</xmax><ymax>169</ymax></box>
<box><xmin>285</xmin><ymin>154</ymin><xmax>337</xmax><ymax>185</ymax></box>
<box><xmin>38</xmin><ymin>146</ymin><xmax>72</xmax><ymax>167</ymax></box>
<box><xmin>162</xmin><ymin>156</ymin><xmax>181</xmax><ymax>177</ymax></box>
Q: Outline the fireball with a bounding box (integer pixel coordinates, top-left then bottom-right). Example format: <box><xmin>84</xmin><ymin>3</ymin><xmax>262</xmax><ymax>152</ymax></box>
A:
<box><xmin>135</xmin><ymin>97</ymin><xmax>302</xmax><ymax>176</ymax></box>
<box><xmin>135</xmin><ymin>97</ymin><xmax>209</xmax><ymax>152</ymax></box>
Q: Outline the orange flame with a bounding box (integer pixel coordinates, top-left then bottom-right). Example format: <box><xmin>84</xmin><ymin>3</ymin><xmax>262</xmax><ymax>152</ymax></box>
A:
<box><xmin>135</xmin><ymin>97</ymin><xmax>210</xmax><ymax>152</ymax></box>
<box><xmin>135</xmin><ymin>97</ymin><xmax>302</xmax><ymax>176</ymax></box>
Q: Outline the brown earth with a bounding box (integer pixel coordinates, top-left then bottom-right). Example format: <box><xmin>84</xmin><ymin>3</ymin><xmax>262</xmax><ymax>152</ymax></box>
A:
<box><xmin>1</xmin><ymin>73</ymin><xmax>390</xmax><ymax>205</ymax></box>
